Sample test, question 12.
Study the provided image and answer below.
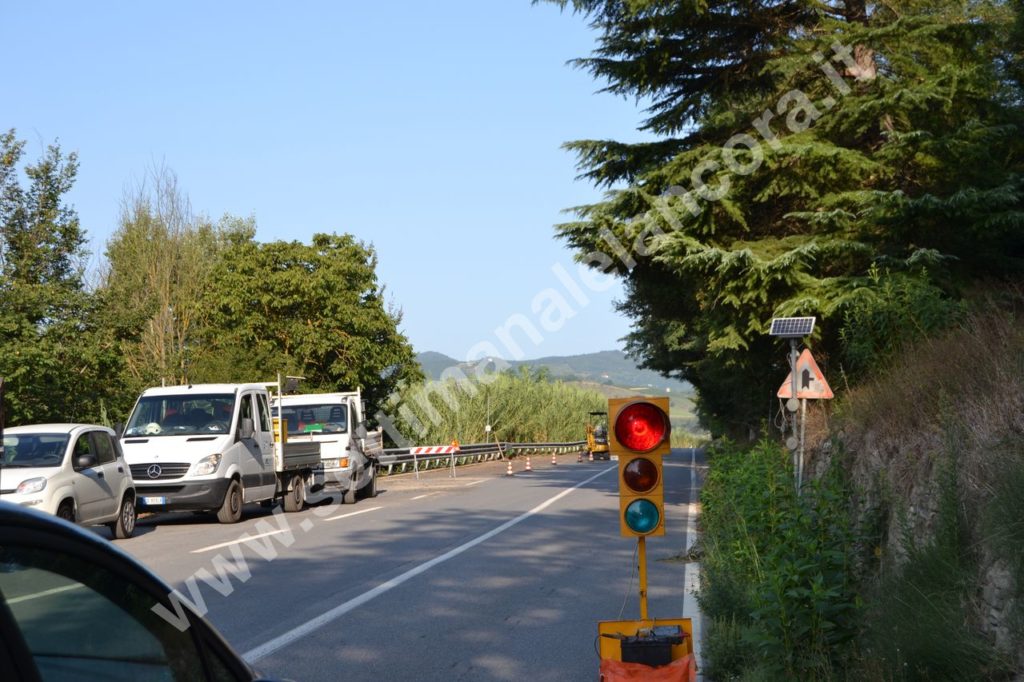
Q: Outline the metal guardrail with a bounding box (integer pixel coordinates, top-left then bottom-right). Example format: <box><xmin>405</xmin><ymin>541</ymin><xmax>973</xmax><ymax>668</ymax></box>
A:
<box><xmin>377</xmin><ymin>440</ymin><xmax>588</xmax><ymax>478</ymax></box>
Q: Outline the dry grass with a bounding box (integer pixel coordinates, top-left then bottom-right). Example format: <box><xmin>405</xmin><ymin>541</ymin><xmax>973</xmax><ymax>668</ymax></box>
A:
<box><xmin>836</xmin><ymin>303</ymin><xmax>1024</xmax><ymax>536</ymax></box>
<box><xmin>828</xmin><ymin>296</ymin><xmax>1024</xmax><ymax>675</ymax></box>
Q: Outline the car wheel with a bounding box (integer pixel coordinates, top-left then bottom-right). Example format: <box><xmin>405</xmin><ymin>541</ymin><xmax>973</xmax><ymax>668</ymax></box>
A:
<box><xmin>108</xmin><ymin>494</ymin><xmax>137</xmax><ymax>539</ymax></box>
<box><xmin>57</xmin><ymin>501</ymin><xmax>75</xmax><ymax>523</ymax></box>
<box><xmin>216</xmin><ymin>479</ymin><xmax>243</xmax><ymax>524</ymax></box>
<box><xmin>282</xmin><ymin>475</ymin><xmax>305</xmax><ymax>513</ymax></box>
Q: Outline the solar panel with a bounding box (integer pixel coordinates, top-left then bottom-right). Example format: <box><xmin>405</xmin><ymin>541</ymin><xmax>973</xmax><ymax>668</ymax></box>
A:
<box><xmin>769</xmin><ymin>317</ymin><xmax>816</xmax><ymax>338</ymax></box>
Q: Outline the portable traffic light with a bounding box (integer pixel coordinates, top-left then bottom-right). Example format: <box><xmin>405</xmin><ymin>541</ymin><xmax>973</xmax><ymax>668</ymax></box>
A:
<box><xmin>609</xmin><ymin>397</ymin><xmax>670</xmax><ymax>537</ymax></box>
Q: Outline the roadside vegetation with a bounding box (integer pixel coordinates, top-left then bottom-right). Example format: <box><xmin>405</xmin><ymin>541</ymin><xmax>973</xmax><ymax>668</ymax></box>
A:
<box><xmin>698</xmin><ymin>300</ymin><xmax>1024</xmax><ymax>680</ymax></box>
<box><xmin>388</xmin><ymin>367</ymin><xmax>606</xmax><ymax>445</ymax></box>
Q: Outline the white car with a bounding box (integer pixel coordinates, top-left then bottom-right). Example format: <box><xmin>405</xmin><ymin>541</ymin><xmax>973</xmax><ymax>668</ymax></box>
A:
<box><xmin>0</xmin><ymin>424</ymin><xmax>137</xmax><ymax>539</ymax></box>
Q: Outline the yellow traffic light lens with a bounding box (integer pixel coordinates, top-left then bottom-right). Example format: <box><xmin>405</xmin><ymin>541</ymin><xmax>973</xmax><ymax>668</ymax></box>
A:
<box><xmin>624</xmin><ymin>499</ymin><xmax>660</xmax><ymax>534</ymax></box>
<box><xmin>622</xmin><ymin>457</ymin><xmax>659</xmax><ymax>493</ymax></box>
<box><xmin>615</xmin><ymin>402</ymin><xmax>669</xmax><ymax>452</ymax></box>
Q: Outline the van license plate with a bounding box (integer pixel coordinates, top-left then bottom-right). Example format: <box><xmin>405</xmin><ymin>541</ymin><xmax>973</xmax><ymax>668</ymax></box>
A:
<box><xmin>141</xmin><ymin>496</ymin><xmax>167</xmax><ymax>506</ymax></box>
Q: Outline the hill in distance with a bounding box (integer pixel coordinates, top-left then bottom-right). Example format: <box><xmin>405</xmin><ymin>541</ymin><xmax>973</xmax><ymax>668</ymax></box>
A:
<box><xmin>415</xmin><ymin>350</ymin><xmax>694</xmax><ymax>396</ymax></box>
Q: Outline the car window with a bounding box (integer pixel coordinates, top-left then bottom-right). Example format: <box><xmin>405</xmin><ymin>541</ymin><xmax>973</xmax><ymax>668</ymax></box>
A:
<box><xmin>90</xmin><ymin>432</ymin><xmax>117</xmax><ymax>465</ymax></box>
<box><xmin>279</xmin><ymin>403</ymin><xmax>349</xmax><ymax>435</ymax></box>
<box><xmin>2</xmin><ymin>434</ymin><xmax>69</xmax><ymax>468</ymax></box>
<box><xmin>73</xmin><ymin>435</ymin><xmax>92</xmax><ymax>460</ymax></box>
<box><xmin>256</xmin><ymin>395</ymin><xmax>271</xmax><ymax>434</ymax></box>
<box><xmin>0</xmin><ymin>545</ymin><xmax>210</xmax><ymax>681</ymax></box>
<box><xmin>238</xmin><ymin>394</ymin><xmax>254</xmax><ymax>433</ymax></box>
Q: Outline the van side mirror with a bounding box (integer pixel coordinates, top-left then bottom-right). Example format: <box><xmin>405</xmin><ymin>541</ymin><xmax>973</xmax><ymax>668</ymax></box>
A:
<box><xmin>239</xmin><ymin>418</ymin><xmax>254</xmax><ymax>440</ymax></box>
<box><xmin>75</xmin><ymin>454</ymin><xmax>98</xmax><ymax>470</ymax></box>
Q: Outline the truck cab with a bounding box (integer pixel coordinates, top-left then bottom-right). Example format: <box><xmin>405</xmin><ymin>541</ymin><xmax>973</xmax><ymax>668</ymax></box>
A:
<box><xmin>272</xmin><ymin>391</ymin><xmax>378</xmax><ymax>504</ymax></box>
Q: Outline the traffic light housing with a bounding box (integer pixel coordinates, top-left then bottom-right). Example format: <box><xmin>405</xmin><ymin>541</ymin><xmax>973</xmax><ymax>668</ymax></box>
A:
<box><xmin>610</xmin><ymin>397</ymin><xmax>670</xmax><ymax>537</ymax></box>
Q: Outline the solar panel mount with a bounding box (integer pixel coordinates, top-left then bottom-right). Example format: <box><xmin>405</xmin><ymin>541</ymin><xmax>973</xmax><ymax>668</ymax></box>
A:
<box><xmin>769</xmin><ymin>317</ymin><xmax>816</xmax><ymax>338</ymax></box>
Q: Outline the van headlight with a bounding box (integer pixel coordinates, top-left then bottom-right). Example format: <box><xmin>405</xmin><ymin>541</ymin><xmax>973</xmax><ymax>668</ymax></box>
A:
<box><xmin>17</xmin><ymin>477</ymin><xmax>47</xmax><ymax>495</ymax></box>
<box><xmin>193</xmin><ymin>454</ymin><xmax>222</xmax><ymax>476</ymax></box>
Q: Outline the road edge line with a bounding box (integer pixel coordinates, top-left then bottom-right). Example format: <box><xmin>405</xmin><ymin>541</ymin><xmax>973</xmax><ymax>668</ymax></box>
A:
<box><xmin>682</xmin><ymin>447</ymin><xmax>704</xmax><ymax>676</ymax></box>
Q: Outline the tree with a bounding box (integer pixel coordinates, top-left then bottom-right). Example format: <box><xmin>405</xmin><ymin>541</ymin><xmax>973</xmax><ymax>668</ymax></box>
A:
<box><xmin>99</xmin><ymin>167</ymin><xmax>247</xmax><ymax>395</ymax></box>
<box><xmin>195</xmin><ymin>232</ymin><xmax>423</xmax><ymax>409</ymax></box>
<box><xmin>542</xmin><ymin>0</ymin><xmax>1024</xmax><ymax>435</ymax></box>
<box><xmin>0</xmin><ymin>130</ymin><xmax>113</xmax><ymax>423</ymax></box>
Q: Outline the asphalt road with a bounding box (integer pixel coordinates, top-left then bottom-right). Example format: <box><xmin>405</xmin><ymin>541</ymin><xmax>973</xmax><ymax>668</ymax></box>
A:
<box><xmin>112</xmin><ymin>448</ymin><xmax>705</xmax><ymax>681</ymax></box>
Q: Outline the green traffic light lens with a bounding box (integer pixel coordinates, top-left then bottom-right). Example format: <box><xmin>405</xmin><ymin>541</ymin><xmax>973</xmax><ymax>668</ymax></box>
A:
<box><xmin>624</xmin><ymin>499</ymin><xmax>660</xmax><ymax>534</ymax></box>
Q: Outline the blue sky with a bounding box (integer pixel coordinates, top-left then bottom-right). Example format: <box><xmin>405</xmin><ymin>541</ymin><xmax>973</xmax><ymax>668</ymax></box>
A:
<box><xmin>4</xmin><ymin>2</ymin><xmax>651</xmax><ymax>361</ymax></box>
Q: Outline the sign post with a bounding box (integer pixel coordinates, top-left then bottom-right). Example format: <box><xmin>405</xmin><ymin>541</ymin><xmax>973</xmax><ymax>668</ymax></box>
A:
<box><xmin>777</xmin><ymin>349</ymin><xmax>833</xmax><ymax>492</ymax></box>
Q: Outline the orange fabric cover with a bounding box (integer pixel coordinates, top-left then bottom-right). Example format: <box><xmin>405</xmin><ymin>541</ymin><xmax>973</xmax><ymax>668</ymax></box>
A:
<box><xmin>599</xmin><ymin>654</ymin><xmax>697</xmax><ymax>682</ymax></box>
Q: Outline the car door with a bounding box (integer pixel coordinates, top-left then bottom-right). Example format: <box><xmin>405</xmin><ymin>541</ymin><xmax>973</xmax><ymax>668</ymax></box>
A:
<box><xmin>238</xmin><ymin>393</ymin><xmax>274</xmax><ymax>501</ymax></box>
<box><xmin>89</xmin><ymin>431</ymin><xmax>125</xmax><ymax>521</ymax></box>
<box><xmin>68</xmin><ymin>433</ymin><xmax>110</xmax><ymax>524</ymax></box>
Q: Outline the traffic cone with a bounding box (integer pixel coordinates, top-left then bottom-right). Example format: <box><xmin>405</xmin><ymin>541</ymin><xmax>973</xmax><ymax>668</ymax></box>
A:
<box><xmin>506</xmin><ymin>460</ymin><xmax>514</xmax><ymax>476</ymax></box>
<box><xmin>577</xmin><ymin>451</ymin><xmax>583</xmax><ymax>462</ymax></box>
<box><xmin>551</xmin><ymin>452</ymin><xmax>557</xmax><ymax>466</ymax></box>
<box><xmin>525</xmin><ymin>456</ymin><xmax>533</xmax><ymax>472</ymax></box>
<box><xmin>588</xmin><ymin>450</ymin><xmax>594</xmax><ymax>462</ymax></box>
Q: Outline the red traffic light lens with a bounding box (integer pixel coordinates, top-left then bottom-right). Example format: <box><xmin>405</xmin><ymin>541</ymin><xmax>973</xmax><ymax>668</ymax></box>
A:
<box><xmin>615</xmin><ymin>402</ymin><xmax>669</xmax><ymax>452</ymax></box>
<box><xmin>622</xmin><ymin>457</ymin><xmax>659</xmax><ymax>493</ymax></box>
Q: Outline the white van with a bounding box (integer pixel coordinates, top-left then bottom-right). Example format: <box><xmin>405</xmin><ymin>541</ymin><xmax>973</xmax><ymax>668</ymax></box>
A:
<box><xmin>0</xmin><ymin>424</ymin><xmax>137</xmax><ymax>538</ymax></box>
<box><xmin>120</xmin><ymin>383</ymin><xmax>319</xmax><ymax>523</ymax></box>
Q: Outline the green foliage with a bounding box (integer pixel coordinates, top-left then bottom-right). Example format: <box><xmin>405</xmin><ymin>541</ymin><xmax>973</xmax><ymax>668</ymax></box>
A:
<box><xmin>0</xmin><ymin>129</ymin><xmax>116</xmax><ymax>423</ymax></box>
<box><xmin>542</xmin><ymin>0</ymin><xmax>1024</xmax><ymax>436</ymax></box>
<box><xmin>702</xmin><ymin>615</ymin><xmax>759</xmax><ymax>681</ymax></box>
<box><xmin>838</xmin><ymin>268</ymin><xmax>965</xmax><ymax>380</ymax></box>
<box><xmin>99</xmin><ymin>168</ymin><xmax>244</xmax><ymax>398</ymax></box>
<box><xmin>700</xmin><ymin>440</ymin><xmax>859</xmax><ymax>679</ymax></box>
<box><xmin>196</xmin><ymin>232</ymin><xmax>422</xmax><ymax>410</ymax></box>
<box><xmin>389</xmin><ymin>366</ymin><xmax>605</xmax><ymax>444</ymax></box>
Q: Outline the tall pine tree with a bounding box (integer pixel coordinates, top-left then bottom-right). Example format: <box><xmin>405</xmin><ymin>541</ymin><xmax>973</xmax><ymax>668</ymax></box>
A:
<box><xmin>544</xmin><ymin>0</ymin><xmax>1024</xmax><ymax>435</ymax></box>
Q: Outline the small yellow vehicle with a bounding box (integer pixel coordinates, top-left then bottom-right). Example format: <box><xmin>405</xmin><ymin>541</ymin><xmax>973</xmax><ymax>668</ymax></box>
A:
<box><xmin>586</xmin><ymin>411</ymin><xmax>610</xmax><ymax>460</ymax></box>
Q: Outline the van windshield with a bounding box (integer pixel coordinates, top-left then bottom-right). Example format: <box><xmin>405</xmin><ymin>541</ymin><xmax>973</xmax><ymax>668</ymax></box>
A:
<box><xmin>124</xmin><ymin>394</ymin><xmax>235</xmax><ymax>437</ymax></box>
<box><xmin>273</xmin><ymin>404</ymin><xmax>348</xmax><ymax>436</ymax></box>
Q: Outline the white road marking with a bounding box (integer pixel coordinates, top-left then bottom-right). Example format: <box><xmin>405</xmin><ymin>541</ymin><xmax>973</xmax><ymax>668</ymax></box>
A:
<box><xmin>463</xmin><ymin>479</ymin><xmax>486</xmax><ymax>487</ymax></box>
<box><xmin>682</xmin><ymin>447</ymin><xmax>704</xmax><ymax>674</ymax></box>
<box><xmin>411</xmin><ymin>492</ymin><xmax>440</xmax><ymax>500</ymax></box>
<box><xmin>323</xmin><ymin>506</ymin><xmax>381</xmax><ymax>522</ymax></box>
<box><xmin>243</xmin><ymin>465</ymin><xmax>616</xmax><ymax>663</ymax></box>
<box><xmin>8</xmin><ymin>583</ymin><xmax>85</xmax><ymax>604</ymax></box>
<box><xmin>192</xmin><ymin>528</ymin><xmax>292</xmax><ymax>554</ymax></box>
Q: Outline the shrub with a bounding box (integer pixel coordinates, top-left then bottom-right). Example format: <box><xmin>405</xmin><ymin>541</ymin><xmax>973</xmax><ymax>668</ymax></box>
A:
<box><xmin>700</xmin><ymin>440</ymin><xmax>859</xmax><ymax>679</ymax></box>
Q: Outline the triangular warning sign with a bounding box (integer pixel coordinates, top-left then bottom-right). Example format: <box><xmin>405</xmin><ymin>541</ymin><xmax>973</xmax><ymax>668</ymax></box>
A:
<box><xmin>777</xmin><ymin>349</ymin><xmax>834</xmax><ymax>399</ymax></box>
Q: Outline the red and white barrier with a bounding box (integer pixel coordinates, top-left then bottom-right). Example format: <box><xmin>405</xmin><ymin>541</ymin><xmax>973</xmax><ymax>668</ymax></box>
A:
<box><xmin>409</xmin><ymin>446</ymin><xmax>459</xmax><ymax>455</ymax></box>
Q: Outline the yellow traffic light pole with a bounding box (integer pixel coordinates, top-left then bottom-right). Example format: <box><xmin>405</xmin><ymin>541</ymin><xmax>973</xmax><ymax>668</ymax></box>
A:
<box><xmin>638</xmin><ymin>536</ymin><xmax>649</xmax><ymax>621</ymax></box>
<box><xmin>598</xmin><ymin>396</ymin><xmax>696</xmax><ymax>674</ymax></box>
